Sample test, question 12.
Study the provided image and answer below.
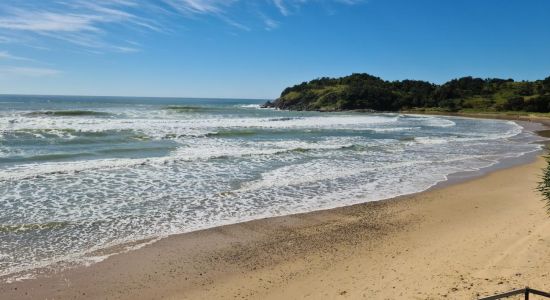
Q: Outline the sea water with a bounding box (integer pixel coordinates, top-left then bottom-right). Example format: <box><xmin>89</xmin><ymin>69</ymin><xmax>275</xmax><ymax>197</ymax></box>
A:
<box><xmin>0</xmin><ymin>95</ymin><xmax>544</xmax><ymax>280</ymax></box>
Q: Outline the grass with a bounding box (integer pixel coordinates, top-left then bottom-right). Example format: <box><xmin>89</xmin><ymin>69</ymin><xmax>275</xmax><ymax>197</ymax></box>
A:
<box><xmin>402</xmin><ymin>107</ymin><xmax>550</xmax><ymax>118</ymax></box>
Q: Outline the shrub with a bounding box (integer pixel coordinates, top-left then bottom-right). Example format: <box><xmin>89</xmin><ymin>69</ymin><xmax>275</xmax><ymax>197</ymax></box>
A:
<box><xmin>537</xmin><ymin>154</ymin><xmax>550</xmax><ymax>213</ymax></box>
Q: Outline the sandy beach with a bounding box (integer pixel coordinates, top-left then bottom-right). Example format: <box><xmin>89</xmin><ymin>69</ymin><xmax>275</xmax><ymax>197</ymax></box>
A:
<box><xmin>1</xmin><ymin>145</ymin><xmax>550</xmax><ymax>299</ymax></box>
<box><xmin>1</xmin><ymin>0</ymin><xmax>549</xmax><ymax>298</ymax></box>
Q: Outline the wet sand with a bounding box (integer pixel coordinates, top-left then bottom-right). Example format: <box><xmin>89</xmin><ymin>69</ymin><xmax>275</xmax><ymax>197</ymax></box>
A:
<box><xmin>2</xmin><ymin>150</ymin><xmax>550</xmax><ymax>299</ymax></box>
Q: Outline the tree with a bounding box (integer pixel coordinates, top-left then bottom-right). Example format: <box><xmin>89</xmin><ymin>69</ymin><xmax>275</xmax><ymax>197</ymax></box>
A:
<box><xmin>272</xmin><ymin>73</ymin><xmax>550</xmax><ymax>112</ymax></box>
<box><xmin>503</xmin><ymin>97</ymin><xmax>524</xmax><ymax>111</ymax></box>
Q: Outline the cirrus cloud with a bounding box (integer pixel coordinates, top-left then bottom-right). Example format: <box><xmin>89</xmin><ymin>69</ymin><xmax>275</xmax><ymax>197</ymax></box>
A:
<box><xmin>0</xmin><ymin>66</ymin><xmax>60</xmax><ymax>77</ymax></box>
<box><xmin>0</xmin><ymin>0</ymin><xmax>365</xmax><ymax>56</ymax></box>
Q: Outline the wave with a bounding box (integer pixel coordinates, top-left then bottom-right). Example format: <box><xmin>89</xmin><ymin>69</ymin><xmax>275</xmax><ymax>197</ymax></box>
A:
<box><xmin>205</xmin><ymin>129</ymin><xmax>259</xmax><ymax>138</ymax></box>
<box><xmin>240</xmin><ymin>104</ymin><xmax>261</xmax><ymax>109</ymax></box>
<box><xmin>2</xmin><ymin>102</ymin><xmax>548</xmax><ymax>283</ymax></box>
<box><xmin>370</xmin><ymin>127</ymin><xmax>420</xmax><ymax>133</ymax></box>
<box><xmin>412</xmin><ymin>122</ymin><xmax>523</xmax><ymax>145</ymax></box>
<box><xmin>0</xmin><ymin>139</ymin><xmax>369</xmax><ymax>181</ymax></box>
<box><xmin>96</xmin><ymin>146</ymin><xmax>175</xmax><ymax>155</ymax></box>
<box><xmin>0</xmin><ymin>152</ymin><xmax>95</xmax><ymax>164</ymax></box>
<box><xmin>0</xmin><ymin>222</ymin><xmax>70</xmax><ymax>234</ymax></box>
<box><xmin>0</xmin><ymin>124</ymin><xmax>530</xmax><ymax>182</ymax></box>
<box><xmin>272</xmin><ymin>144</ymin><xmax>369</xmax><ymax>156</ymax></box>
<box><xmin>268</xmin><ymin>117</ymin><xmax>301</xmax><ymax>122</ymax></box>
<box><xmin>161</xmin><ymin>105</ymin><xmax>219</xmax><ymax>113</ymax></box>
<box><xmin>239</xmin><ymin>160</ymin><xmax>425</xmax><ymax>192</ymax></box>
<box><xmin>162</xmin><ymin>105</ymin><xmax>201</xmax><ymax>111</ymax></box>
<box><xmin>25</xmin><ymin>110</ymin><xmax>113</xmax><ymax>117</ymax></box>
<box><xmin>1</xmin><ymin>129</ymin><xmax>154</xmax><ymax>145</ymax></box>
<box><xmin>2</xmin><ymin>114</ymin><xmax>402</xmax><ymax>137</ymax></box>
<box><xmin>404</xmin><ymin>114</ymin><xmax>456</xmax><ymax>127</ymax></box>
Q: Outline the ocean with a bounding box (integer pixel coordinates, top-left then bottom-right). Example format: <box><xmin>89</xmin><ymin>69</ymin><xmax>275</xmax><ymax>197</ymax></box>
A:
<box><xmin>0</xmin><ymin>95</ymin><xmax>544</xmax><ymax>281</ymax></box>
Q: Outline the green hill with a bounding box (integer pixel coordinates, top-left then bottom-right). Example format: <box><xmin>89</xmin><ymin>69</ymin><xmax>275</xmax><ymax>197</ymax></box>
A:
<box><xmin>268</xmin><ymin>73</ymin><xmax>550</xmax><ymax>113</ymax></box>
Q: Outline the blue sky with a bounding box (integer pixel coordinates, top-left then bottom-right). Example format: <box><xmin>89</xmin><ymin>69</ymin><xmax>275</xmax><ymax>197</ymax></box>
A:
<box><xmin>0</xmin><ymin>0</ymin><xmax>549</xmax><ymax>99</ymax></box>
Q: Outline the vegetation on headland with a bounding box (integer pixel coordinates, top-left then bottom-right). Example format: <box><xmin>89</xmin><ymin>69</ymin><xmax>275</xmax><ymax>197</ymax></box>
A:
<box><xmin>266</xmin><ymin>73</ymin><xmax>550</xmax><ymax>113</ymax></box>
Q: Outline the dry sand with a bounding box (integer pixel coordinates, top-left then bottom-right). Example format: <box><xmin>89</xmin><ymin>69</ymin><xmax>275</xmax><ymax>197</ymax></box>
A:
<box><xmin>2</xmin><ymin>155</ymin><xmax>550</xmax><ymax>299</ymax></box>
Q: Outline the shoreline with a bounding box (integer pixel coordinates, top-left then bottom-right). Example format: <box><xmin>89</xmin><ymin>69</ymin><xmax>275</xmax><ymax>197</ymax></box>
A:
<box><xmin>400</xmin><ymin>110</ymin><xmax>550</xmax><ymax>130</ymax></box>
<box><xmin>429</xmin><ymin>119</ymin><xmax>547</xmax><ymax>190</ymax></box>
<box><xmin>1</xmin><ymin>115</ymin><xmax>550</xmax><ymax>299</ymax></box>
<box><xmin>2</xmin><ymin>152</ymin><xmax>549</xmax><ymax>299</ymax></box>
<box><xmin>1</xmin><ymin>117</ymin><xmax>545</xmax><ymax>281</ymax></box>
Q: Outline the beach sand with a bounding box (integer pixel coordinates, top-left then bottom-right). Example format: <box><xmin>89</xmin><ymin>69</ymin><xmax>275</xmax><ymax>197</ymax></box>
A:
<box><xmin>2</xmin><ymin>155</ymin><xmax>550</xmax><ymax>299</ymax></box>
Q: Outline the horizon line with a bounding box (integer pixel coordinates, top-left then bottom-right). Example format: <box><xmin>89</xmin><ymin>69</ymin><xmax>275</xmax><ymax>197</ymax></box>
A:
<box><xmin>0</xmin><ymin>93</ymin><xmax>273</xmax><ymax>101</ymax></box>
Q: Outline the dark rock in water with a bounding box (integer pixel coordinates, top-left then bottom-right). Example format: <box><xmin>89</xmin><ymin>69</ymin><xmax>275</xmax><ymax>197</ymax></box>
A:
<box><xmin>261</xmin><ymin>101</ymin><xmax>275</xmax><ymax>108</ymax></box>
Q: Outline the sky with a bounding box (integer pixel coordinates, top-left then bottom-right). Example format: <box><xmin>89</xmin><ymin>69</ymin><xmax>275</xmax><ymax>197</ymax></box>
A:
<box><xmin>0</xmin><ymin>0</ymin><xmax>549</xmax><ymax>99</ymax></box>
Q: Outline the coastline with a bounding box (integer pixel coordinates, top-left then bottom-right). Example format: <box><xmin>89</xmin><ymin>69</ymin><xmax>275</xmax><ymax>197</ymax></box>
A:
<box><xmin>426</xmin><ymin>118</ymin><xmax>547</xmax><ymax>190</ymax></box>
<box><xmin>400</xmin><ymin>110</ymin><xmax>550</xmax><ymax>132</ymax></box>
<box><xmin>1</xmin><ymin>116</ymin><xmax>550</xmax><ymax>299</ymax></box>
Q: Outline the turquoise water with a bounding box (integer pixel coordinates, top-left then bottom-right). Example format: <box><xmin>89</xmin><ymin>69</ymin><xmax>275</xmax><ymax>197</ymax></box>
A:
<box><xmin>0</xmin><ymin>95</ymin><xmax>543</xmax><ymax>280</ymax></box>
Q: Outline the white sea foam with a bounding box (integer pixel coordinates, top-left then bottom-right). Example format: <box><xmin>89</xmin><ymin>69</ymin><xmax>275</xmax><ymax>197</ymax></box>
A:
<box><xmin>240</xmin><ymin>104</ymin><xmax>262</xmax><ymax>108</ymax></box>
<box><xmin>0</xmin><ymin>115</ymin><xmax>403</xmax><ymax>142</ymax></box>
<box><xmin>0</xmin><ymin>104</ymin><xmax>545</xmax><ymax>282</ymax></box>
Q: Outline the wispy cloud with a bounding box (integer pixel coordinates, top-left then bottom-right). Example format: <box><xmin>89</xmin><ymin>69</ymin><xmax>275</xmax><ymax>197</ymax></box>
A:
<box><xmin>163</xmin><ymin>0</ymin><xmax>250</xmax><ymax>31</ymax></box>
<box><xmin>161</xmin><ymin>0</ymin><xmax>363</xmax><ymax>32</ymax></box>
<box><xmin>0</xmin><ymin>0</ymin><xmax>159</xmax><ymax>53</ymax></box>
<box><xmin>0</xmin><ymin>66</ymin><xmax>60</xmax><ymax>77</ymax></box>
<box><xmin>112</xmin><ymin>46</ymin><xmax>140</xmax><ymax>53</ymax></box>
<box><xmin>259</xmin><ymin>13</ymin><xmax>279</xmax><ymax>31</ymax></box>
<box><xmin>163</xmin><ymin>0</ymin><xmax>232</xmax><ymax>15</ymax></box>
<box><xmin>0</xmin><ymin>50</ymin><xmax>33</xmax><ymax>61</ymax></box>
<box><xmin>0</xmin><ymin>36</ymin><xmax>10</xmax><ymax>43</ymax></box>
<box><xmin>273</xmin><ymin>0</ymin><xmax>290</xmax><ymax>16</ymax></box>
<box><xmin>334</xmin><ymin>0</ymin><xmax>365</xmax><ymax>4</ymax></box>
<box><xmin>0</xmin><ymin>0</ymin><xmax>365</xmax><ymax>54</ymax></box>
<box><xmin>0</xmin><ymin>11</ymin><xmax>99</xmax><ymax>32</ymax></box>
